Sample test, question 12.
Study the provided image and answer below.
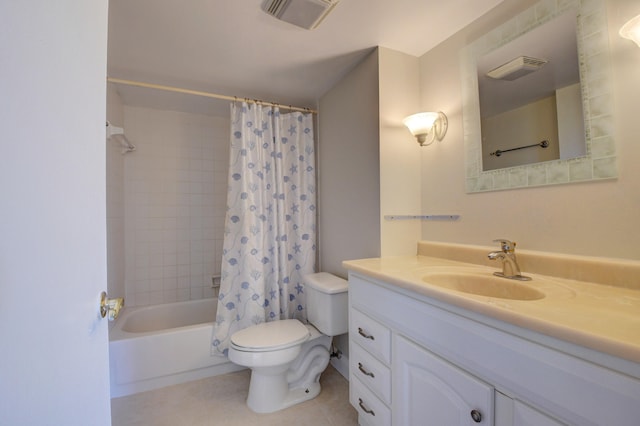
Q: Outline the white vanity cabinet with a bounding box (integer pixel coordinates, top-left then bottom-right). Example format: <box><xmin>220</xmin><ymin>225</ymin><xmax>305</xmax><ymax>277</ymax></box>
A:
<box><xmin>347</xmin><ymin>272</ymin><xmax>640</xmax><ymax>426</ymax></box>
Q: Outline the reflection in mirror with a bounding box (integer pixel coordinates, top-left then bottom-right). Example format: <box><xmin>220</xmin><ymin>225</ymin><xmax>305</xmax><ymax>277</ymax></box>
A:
<box><xmin>478</xmin><ymin>9</ymin><xmax>585</xmax><ymax>171</ymax></box>
<box><xmin>461</xmin><ymin>0</ymin><xmax>617</xmax><ymax>192</ymax></box>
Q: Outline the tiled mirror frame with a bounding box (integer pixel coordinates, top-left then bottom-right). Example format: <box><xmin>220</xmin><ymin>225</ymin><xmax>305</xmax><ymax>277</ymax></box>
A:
<box><xmin>461</xmin><ymin>0</ymin><xmax>616</xmax><ymax>193</ymax></box>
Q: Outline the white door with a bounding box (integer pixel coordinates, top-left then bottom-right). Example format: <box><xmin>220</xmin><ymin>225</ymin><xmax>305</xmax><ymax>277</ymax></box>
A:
<box><xmin>0</xmin><ymin>1</ymin><xmax>111</xmax><ymax>425</ymax></box>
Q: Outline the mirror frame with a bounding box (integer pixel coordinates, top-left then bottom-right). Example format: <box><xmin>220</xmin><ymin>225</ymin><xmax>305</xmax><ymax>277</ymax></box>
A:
<box><xmin>461</xmin><ymin>0</ymin><xmax>616</xmax><ymax>193</ymax></box>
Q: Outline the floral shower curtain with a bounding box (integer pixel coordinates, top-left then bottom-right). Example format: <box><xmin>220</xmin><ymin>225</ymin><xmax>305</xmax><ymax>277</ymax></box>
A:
<box><xmin>212</xmin><ymin>102</ymin><xmax>316</xmax><ymax>356</ymax></box>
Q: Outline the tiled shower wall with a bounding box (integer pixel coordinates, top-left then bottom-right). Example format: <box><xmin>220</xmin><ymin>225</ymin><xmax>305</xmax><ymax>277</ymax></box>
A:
<box><xmin>123</xmin><ymin>106</ymin><xmax>229</xmax><ymax>307</ymax></box>
<box><xmin>106</xmin><ymin>130</ymin><xmax>126</xmax><ymax>301</ymax></box>
<box><xmin>106</xmin><ymin>85</ymin><xmax>126</xmax><ymax>301</ymax></box>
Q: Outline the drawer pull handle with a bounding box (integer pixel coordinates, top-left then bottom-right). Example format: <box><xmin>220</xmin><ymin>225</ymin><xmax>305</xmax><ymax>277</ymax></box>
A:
<box><xmin>358</xmin><ymin>327</ymin><xmax>375</xmax><ymax>340</ymax></box>
<box><xmin>358</xmin><ymin>362</ymin><xmax>375</xmax><ymax>378</ymax></box>
<box><xmin>470</xmin><ymin>409</ymin><xmax>482</xmax><ymax>423</ymax></box>
<box><xmin>358</xmin><ymin>398</ymin><xmax>376</xmax><ymax>416</ymax></box>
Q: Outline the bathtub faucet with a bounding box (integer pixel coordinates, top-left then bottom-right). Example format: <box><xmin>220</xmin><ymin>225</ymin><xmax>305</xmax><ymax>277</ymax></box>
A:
<box><xmin>487</xmin><ymin>239</ymin><xmax>531</xmax><ymax>281</ymax></box>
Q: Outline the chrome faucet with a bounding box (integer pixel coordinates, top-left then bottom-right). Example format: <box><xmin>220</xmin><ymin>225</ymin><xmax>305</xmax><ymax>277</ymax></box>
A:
<box><xmin>488</xmin><ymin>239</ymin><xmax>531</xmax><ymax>281</ymax></box>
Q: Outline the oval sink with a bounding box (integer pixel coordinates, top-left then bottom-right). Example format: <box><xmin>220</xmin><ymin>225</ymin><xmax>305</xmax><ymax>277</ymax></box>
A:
<box><xmin>421</xmin><ymin>272</ymin><xmax>545</xmax><ymax>300</ymax></box>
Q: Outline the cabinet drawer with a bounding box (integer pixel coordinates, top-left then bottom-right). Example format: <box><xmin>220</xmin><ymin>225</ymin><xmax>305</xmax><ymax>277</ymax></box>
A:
<box><xmin>350</xmin><ymin>308</ymin><xmax>391</xmax><ymax>364</ymax></box>
<box><xmin>350</xmin><ymin>376</ymin><xmax>391</xmax><ymax>426</ymax></box>
<box><xmin>351</xmin><ymin>342</ymin><xmax>391</xmax><ymax>405</ymax></box>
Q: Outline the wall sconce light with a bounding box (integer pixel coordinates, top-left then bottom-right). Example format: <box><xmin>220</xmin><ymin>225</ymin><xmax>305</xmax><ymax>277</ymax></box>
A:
<box><xmin>402</xmin><ymin>111</ymin><xmax>448</xmax><ymax>146</ymax></box>
<box><xmin>620</xmin><ymin>14</ymin><xmax>640</xmax><ymax>47</ymax></box>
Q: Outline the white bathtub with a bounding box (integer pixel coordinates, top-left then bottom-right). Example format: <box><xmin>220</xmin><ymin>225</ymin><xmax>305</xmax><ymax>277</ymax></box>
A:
<box><xmin>109</xmin><ymin>298</ymin><xmax>244</xmax><ymax>397</ymax></box>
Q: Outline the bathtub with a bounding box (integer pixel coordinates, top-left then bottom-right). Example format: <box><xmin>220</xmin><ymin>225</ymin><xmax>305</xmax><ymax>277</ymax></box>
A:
<box><xmin>109</xmin><ymin>298</ymin><xmax>244</xmax><ymax>397</ymax></box>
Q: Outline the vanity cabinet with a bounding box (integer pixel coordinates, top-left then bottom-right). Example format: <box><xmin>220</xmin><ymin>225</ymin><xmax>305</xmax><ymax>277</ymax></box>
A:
<box><xmin>347</xmin><ymin>272</ymin><xmax>640</xmax><ymax>426</ymax></box>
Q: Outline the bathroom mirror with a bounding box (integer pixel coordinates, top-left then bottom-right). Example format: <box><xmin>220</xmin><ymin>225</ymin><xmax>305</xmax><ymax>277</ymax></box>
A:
<box><xmin>461</xmin><ymin>0</ymin><xmax>616</xmax><ymax>192</ymax></box>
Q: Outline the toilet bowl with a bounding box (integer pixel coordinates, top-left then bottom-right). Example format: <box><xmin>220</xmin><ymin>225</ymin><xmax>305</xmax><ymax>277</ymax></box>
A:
<box><xmin>228</xmin><ymin>272</ymin><xmax>348</xmax><ymax>413</ymax></box>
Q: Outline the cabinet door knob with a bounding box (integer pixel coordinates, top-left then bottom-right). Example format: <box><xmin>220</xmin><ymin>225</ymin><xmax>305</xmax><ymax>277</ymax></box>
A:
<box><xmin>470</xmin><ymin>409</ymin><xmax>482</xmax><ymax>422</ymax></box>
<box><xmin>358</xmin><ymin>362</ymin><xmax>375</xmax><ymax>378</ymax></box>
<box><xmin>358</xmin><ymin>327</ymin><xmax>375</xmax><ymax>340</ymax></box>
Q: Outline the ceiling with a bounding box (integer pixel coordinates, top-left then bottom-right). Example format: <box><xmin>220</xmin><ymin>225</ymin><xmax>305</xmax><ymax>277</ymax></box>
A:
<box><xmin>107</xmin><ymin>0</ymin><xmax>505</xmax><ymax>116</ymax></box>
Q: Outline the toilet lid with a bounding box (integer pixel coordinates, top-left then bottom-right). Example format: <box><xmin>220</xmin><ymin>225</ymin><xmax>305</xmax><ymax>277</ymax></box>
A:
<box><xmin>231</xmin><ymin>319</ymin><xmax>310</xmax><ymax>352</ymax></box>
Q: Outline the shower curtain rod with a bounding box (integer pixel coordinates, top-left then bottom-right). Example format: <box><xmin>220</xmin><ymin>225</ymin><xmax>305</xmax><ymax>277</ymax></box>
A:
<box><xmin>106</xmin><ymin>77</ymin><xmax>318</xmax><ymax>114</ymax></box>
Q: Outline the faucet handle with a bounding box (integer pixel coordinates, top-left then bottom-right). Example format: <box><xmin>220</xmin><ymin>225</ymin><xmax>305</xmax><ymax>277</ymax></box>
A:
<box><xmin>493</xmin><ymin>239</ymin><xmax>516</xmax><ymax>252</ymax></box>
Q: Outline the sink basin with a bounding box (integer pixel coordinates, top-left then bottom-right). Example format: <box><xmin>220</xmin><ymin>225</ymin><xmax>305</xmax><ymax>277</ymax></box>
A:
<box><xmin>421</xmin><ymin>272</ymin><xmax>545</xmax><ymax>300</ymax></box>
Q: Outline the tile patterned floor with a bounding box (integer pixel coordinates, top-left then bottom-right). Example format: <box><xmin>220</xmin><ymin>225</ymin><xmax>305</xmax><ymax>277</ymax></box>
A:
<box><xmin>111</xmin><ymin>365</ymin><xmax>358</xmax><ymax>425</ymax></box>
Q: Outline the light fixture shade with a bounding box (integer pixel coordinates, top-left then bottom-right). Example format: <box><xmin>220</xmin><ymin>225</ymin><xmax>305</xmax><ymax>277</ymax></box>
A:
<box><xmin>403</xmin><ymin>111</ymin><xmax>448</xmax><ymax>146</ymax></box>
<box><xmin>403</xmin><ymin>112</ymin><xmax>438</xmax><ymax>137</ymax></box>
<box><xmin>620</xmin><ymin>14</ymin><xmax>640</xmax><ymax>47</ymax></box>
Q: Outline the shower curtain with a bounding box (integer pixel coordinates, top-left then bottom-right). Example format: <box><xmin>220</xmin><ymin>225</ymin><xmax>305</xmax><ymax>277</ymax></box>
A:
<box><xmin>212</xmin><ymin>102</ymin><xmax>316</xmax><ymax>356</ymax></box>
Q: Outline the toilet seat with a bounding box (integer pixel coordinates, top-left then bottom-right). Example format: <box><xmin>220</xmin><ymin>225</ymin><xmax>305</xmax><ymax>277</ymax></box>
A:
<box><xmin>230</xmin><ymin>319</ymin><xmax>310</xmax><ymax>352</ymax></box>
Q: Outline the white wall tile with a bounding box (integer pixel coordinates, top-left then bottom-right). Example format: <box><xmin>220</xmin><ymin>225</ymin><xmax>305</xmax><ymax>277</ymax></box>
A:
<box><xmin>121</xmin><ymin>106</ymin><xmax>229</xmax><ymax>306</ymax></box>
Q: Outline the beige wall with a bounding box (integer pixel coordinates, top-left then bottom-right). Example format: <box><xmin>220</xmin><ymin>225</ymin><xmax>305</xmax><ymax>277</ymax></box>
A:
<box><xmin>318</xmin><ymin>46</ymin><xmax>424</xmax><ymax>273</ymax></box>
<box><xmin>318</xmin><ymin>49</ymin><xmax>382</xmax><ymax>372</ymax></box>
<box><xmin>107</xmin><ymin>84</ymin><xmax>124</xmax><ymax>127</ymax></box>
<box><xmin>418</xmin><ymin>0</ymin><xmax>640</xmax><ymax>260</ymax></box>
<box><xmin>556</xmin><ymin>83</ymin><xmax>586</xmax><ymax>160</ymax></box>
<box><xmin>378</xmin><ymin>48</ymin><xmax>423</xmax><ymax>256</ymax></box>
<box><xmin>318</xmin><ymin>49</ymin><xmax>381</xmax><ymax>278</ymax></box>
<box><xmin>482</xmin><ymin>95</ymin><xmax>560</xmax><ymax>171</ymax></box>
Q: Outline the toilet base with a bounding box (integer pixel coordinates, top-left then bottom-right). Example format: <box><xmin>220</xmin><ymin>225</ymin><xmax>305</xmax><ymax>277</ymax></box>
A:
<box><xmin>244</xmin><ymin>327</ymin><xmax>332</xmax><ymax>413</ymax></box>
<box><xmin>246</xmin><ymin>369</ymin><xmax>322</xmax><ymax>413</ymax></box>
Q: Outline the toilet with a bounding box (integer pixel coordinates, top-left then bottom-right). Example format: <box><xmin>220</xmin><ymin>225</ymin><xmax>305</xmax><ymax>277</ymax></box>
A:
<box><xmin>228</xmin><ymin>272</ymin><xmax>348</xmax><ymax>413</ymax></box>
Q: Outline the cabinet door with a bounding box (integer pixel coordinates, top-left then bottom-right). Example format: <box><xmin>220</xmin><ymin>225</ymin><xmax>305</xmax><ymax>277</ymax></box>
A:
<box><xmin>513</xmin><ymin>400</ymin><xmax>566</xmax><ymax>426</ymax></box>
<box><xmin>393</xmin><ymin>336</ymin><xmax>494</xmax><ymax>425</ymax></box>
<box><xmin>495</xmin><ymin>391</ymin><xmax>566</xmax><ymax>426</ymax></box>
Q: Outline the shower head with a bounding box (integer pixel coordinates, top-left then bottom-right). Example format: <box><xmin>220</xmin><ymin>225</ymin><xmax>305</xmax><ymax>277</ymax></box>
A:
<box><xmin>111</xmin><ymin>133</ymin><xmax>136</xmax><ymax>154</ymax></box>
<box><xmin>106</xmin><ymin>121</ymin><xmax>136</xmax><ymax>154</ymax></box>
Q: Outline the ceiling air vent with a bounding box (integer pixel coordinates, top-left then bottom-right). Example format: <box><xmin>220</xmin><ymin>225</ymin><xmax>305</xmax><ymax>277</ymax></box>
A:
<box><xmin>262</xmin><ymin>0</ymin><xmax>340</xmax><ymax>30</ymax></box>
<box><xmin>486</xmin><ymin>56</ymin><xmax>548</xmax><ymax>81</ymax></box>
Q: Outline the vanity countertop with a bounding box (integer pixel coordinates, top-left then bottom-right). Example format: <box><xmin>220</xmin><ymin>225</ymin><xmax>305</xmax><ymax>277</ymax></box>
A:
<box><xmin>343</xmin><ymin>253</ymin><xmax>640</xmax><ymax>365</ymax></box>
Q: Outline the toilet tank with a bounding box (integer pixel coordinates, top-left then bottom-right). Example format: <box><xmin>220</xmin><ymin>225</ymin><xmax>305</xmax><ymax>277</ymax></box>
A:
<box><xmin>305</xmin><ymin>272</ymin><xmax>348</xmax><ymax>336</ymax></box>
